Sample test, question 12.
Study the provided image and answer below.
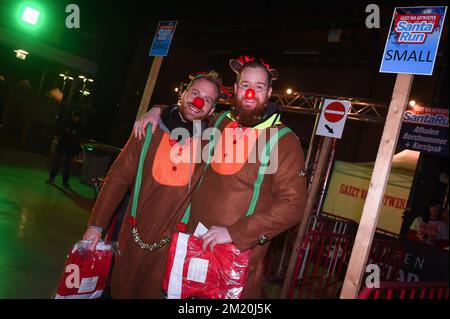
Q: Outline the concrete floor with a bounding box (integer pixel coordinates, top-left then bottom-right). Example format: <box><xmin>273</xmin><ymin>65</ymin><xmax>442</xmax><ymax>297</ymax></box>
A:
<box><xmin>0</xmin><ymin>147</ymin><xmax>94</xmax><ymax>298</ymax></box>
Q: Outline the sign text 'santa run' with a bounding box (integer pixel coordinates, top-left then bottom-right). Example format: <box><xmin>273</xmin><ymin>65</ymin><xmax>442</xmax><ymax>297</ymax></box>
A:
<box><xmin>403</xmin><ymin>111</ymin><xmax>449</xmax><ymax>127</ymax></box>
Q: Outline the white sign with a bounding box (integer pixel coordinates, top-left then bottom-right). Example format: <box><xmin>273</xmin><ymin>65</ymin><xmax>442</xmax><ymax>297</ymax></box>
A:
<box><xmin>316</xmin><ymin>99</ymin><xmax>350</xmax><ymax>139</ymax></box>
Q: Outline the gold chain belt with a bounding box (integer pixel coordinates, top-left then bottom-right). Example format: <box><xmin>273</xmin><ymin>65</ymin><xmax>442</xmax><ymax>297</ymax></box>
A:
<box><xmin>131</xmin><ymin>227</ymin><xmax>170</xmax><ymax>251</ymax></box>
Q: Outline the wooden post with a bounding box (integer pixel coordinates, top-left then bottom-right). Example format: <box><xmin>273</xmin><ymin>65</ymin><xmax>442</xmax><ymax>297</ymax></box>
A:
<box><xmin>280</xmin><ymin>136</ymin><xmax>333</xmax><ymax>298</ymax></box>
<box><xmin>340</xmin><ymin>73</ymin><xmax>414</xmax><ymax>299</ymax></box>
<box><xmin>135</xmin><ymin>56</ymin><xmax>164</xmax><ymax>121</ymax></box>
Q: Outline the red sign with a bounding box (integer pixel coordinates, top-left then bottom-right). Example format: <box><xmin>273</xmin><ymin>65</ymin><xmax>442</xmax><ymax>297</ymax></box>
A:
<box><xmin>324</xmin><ymin>102</ymin><xmax>346</xmax><ymax>123</ymax></box>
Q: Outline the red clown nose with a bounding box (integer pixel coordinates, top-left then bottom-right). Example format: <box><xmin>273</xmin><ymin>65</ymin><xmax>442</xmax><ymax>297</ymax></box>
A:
<box><xmin>192</xmin><ymin>97</ymin><xmax>205</xmax><ymax>109</ymax></box>
<box><xmin>245</xmin><ymin>88</ymin><xmax>255</xmax><ymax>100</ymax></box>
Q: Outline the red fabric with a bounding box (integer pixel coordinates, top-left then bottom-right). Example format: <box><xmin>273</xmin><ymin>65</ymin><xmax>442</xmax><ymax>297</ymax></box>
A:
<box><xmin>106</xmin><ymin>215</ymin><xmax>119</xmax><ymax>240</ymax></box>
<box><xmin>162</xmin><ymin>232</ymin><xmax>251</xmax><ymax>299</ymax></box>
<box><xmin>54</xmin><ymin>242</ymin><xmax>114</xmax><ymax>299</ymax></box>
<box><xmin>219</xmin><ymin>85</ymin><xmax>232</xmax><ymax>99</ymax></box>
<box><xmin>177</xmin><ymin>222</ymin><xmax>187</xmax><ymax>232</ymax></box>
<box><xmin>235</xmin><ymin>56</ymin><xmax>270</xmax><ymax>70</ymax></box>
<box><xmin>237</xmin><ymin>56</ymin><xmax>256</xmax><ymax>64</ymax></box>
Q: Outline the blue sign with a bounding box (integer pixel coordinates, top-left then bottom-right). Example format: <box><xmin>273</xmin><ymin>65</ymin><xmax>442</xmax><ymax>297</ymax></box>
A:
<box><xmin>398</xmin><ymin>106</ymin><xmax>449</xmax><ymax>157</ymax></box>
<box><xmin>380</xmin><ymin>6</ymin><xmax>447</xmax><ymax>75</ymax></box>
<box><xmin>149</xmin><ymin>21</ymin><xmax>177</xmax><ymax>56</ymax></box>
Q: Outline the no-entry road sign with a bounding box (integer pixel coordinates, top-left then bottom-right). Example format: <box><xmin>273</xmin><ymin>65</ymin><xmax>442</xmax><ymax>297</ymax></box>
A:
<box><xmin>317</xmin><ymin>99</ymin><xmax>350</xmax><ymax>139</ymax></box>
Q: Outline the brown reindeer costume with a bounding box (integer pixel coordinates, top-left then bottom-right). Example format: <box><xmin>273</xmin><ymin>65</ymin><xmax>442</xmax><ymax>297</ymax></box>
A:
<box><xmin>185</xmin><ymin>57</ymin><xmax>307</xmax><ymax>298</ymax></box>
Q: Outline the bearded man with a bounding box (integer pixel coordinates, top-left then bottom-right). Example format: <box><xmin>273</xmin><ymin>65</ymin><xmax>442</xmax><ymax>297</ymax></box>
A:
<box><xmin>82</xmin><ymin>71</ymin><xmax>226</xmax><ymax>298</ymax></box>
<box><xmin>134</xmin><ymin>56</ymin><xmax>307</xmax><ymax>298</ymax></box>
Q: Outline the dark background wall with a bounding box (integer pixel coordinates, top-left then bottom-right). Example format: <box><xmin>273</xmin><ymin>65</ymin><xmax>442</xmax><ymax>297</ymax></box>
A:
<box><xmin>0</xmin><ymin>0</ymin><xmax>448</xmax><ymax>165</ymax></box>
<box><xmin>92</xmin><ymin>1</ymin><xmax>447</xmax><ymax>165</ymax></box>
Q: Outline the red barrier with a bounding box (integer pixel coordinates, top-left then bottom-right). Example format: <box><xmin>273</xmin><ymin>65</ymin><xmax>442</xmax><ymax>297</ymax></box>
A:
<box><xmin>287</xmin><ymin>231</ymin><xmax>354</xmax><ymax>298</ymax></box>
<box><xmin>264</xmin><ymin>214</ymin><xmax>357</xmax><ymax>283</ymax></box>
<box><xmin>365</xmin><ymin>239</ymin><xmax>405</xmax><ymax>282</ymax></box>
<box><xmin>358</xmin><ymin>281</ymin><xmax>449</xmax><ymax>299</ymax></box>
<box><xmin>307</xmin><ymin>214</ymin><xmax>358</xmax><ymax>235</ymax></box>
<box><xmin>286</xmin><ymin>230</ymin><xmax>406</xmax><ymax>299</ymax></box>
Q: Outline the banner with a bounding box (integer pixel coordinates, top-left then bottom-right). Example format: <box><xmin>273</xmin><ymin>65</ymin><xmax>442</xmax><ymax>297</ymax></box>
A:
<box><xmin>398</xmin><ymin>106</ymin><xmax>449</xmax><ymax>157</ymax></box>
<box><xmin>323</xmin><ymin>150</ymin><xmax>420</xmax><ymax>234</ymax></box>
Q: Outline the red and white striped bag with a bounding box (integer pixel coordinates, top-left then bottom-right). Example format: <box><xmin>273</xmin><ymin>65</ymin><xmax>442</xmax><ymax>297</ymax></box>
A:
<box><xmin>162</xmin><ymin>232</ymin><xmax>251</xmax><ymax>299</ymax></box>
<box><xmin>54</xmin><ymin>241</ymin><xmax>117</xmax><ymax>299</ymax></box>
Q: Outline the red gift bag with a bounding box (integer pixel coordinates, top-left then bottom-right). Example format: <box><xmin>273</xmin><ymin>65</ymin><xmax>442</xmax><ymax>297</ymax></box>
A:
<box><xmin>54</xmin><ymin>241</ymin><xmax>117</xmax><ymax>299</ymax></box>
<box><xmin>162</xmin><ymin>232</ymin><xmax>251</xmax><ymax>299</ymax></box>
<box><xmin>160</xmin><ymin>118</ymin><xmax>292</xmax><ymax>299</ymax></box>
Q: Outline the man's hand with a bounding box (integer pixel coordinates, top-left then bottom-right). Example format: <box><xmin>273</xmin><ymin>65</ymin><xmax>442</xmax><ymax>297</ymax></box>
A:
<box><xmin>133</xmin><ymin>105</ymin><xmax>165</xmax><ymax>139</ymax></box>
<box><xmin>82</xmin><ymin>227</ymin><xmax>102</xmax><ymax>251</ymax></box>
<box><xmin>201</xmin><ymin>226</ymin><xmax>233</xmax><ymax>252</ymax></box>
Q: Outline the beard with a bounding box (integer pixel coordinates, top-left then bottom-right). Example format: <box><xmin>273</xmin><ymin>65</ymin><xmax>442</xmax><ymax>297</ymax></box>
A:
<box><xmin>231</xmin><ymin>96</ymin><xmax>267</xmax><ymax>127</ymax></box>
<box><xmin>179</xmin><ymin>101</ymin><xmax>202</xmax><ymax>122</ymax></box>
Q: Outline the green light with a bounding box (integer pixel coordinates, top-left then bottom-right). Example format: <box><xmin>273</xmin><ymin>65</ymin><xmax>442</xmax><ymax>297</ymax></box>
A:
<box><xmin>15</xmin><ymin>2</ymin><xmax>46</xmax><ymax>32</ymax></box>
<box><xmin>21</xmin><ymin>6</ymin><xmax>40</xmax><ymax>25</ymax></box>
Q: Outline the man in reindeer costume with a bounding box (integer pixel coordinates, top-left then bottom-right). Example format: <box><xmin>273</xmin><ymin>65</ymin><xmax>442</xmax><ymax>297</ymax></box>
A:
<box><xmin>83</xmin><ymin>71</ymin><xmax>228</xmax><ymax>298</ymax></box>
<box><xmin>135</xmin><ymin>56</ymin><xmax>307</xmax><ymax>298</ymax></box>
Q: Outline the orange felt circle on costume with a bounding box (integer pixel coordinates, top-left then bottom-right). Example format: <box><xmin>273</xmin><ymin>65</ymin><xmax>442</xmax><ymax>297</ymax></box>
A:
<box><xmin>152</xmin><ymin>133</ymin><xmax>198</xmax><ymax>186</ymax></box>
<box><xmin>211</xmin><ymin>122</ymin><xmax>261</xmax><ymax>175</ymax></box>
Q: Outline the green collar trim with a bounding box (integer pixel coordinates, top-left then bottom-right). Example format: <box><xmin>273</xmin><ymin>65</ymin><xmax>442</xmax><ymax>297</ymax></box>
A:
<box><xmin>226</xmin><ymin>112</ymin><xmax>282</xmax><ymax>129</ymax></box>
